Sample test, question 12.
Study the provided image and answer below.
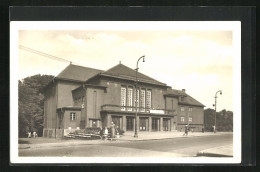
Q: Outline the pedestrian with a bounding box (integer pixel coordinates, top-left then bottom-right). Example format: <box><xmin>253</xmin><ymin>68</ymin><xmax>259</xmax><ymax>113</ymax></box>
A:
<box><xmin>183</xmin><ymin>125</ymin><xmax>188</xmax><ymax>136</ymax></box>
<box><xmin>28</xmin><ymin>131</ymin><xmax>31</xmax><ymax>138</ymax></box>
<box><xmin>213</xmin><ymin>125</ymin><xmax>216</xmax><ymax>133</ymax></box>
<box><xmin>202</xmin><ymin>127</ymin><xmax>204</xmax><ymax>133</ymax></box>
<box><xmin>103</xmin><ymin>127</ymin><xmax>108</xmax><ymax>140</ymax></box>
<box><xmin>33</xmin><ymin>131</ymin><xmax>37</xmax><ymax>138</ymax></box>
<box><xmin>110</xmin><ymin>122</ymin><xmax>115</xmax><ymax>140</ymax></box>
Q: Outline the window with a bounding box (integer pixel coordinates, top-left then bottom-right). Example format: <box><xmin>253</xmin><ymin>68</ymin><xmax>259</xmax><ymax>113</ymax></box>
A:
<box><xmin>121</xmin><ymin>86</ymin><xmax>126</xmax><ymax>110</ymax></box>
<box><xmin>181</xmin><ymin>106</ymin><xmax>185</xmax><ymax>111</ymax></box>
<box><xmin>181</xmin><ymin>117</ymin><xmax>185</xmax><ymax>122</ymax></box>
<box><xmin>189</xmin><ymin>117</ymin><xmax>192</xmax><ymax>122</ymax></box>
<box><xmin>140</xmin><ymin>89</ymin><xmax>146</xmax><ymax>112</ymax></box>
<box><xmin>70</xmin><ymin>112</ymin><xmax>76</xmax><ymax>121</ymax></box>
<box><xmin>127</xmin><ymin>87</ymin><xmax>133</xmax><ymax>111</ymax></box>
<box><xmin>189</xmin><ymin>107</ymin><xmax>192</xmax><ymax>111</ymax></box>
<box><xmin>146</xmin><ymin>89</ymin><xmax>152</xmax><ymax>110</ymax></box>
<box><xmin>134</xmin><ymin>89</ymin><xmax>139</xmax><ymax>110</ymax></box>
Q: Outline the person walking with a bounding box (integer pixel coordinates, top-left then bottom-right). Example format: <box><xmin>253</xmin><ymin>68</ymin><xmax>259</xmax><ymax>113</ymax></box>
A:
<box><xmin>103</xmin><ymin>127</ymin><xmax>108</xmax><ymax>140</ymax></box>
<box><xmin>183</xmin><ymin>125</ymin><xmax>189</xmax><ymax>136</ymax></box>
<box><xmin>110</xmin><ymin>122</ymin><xmax>116</xmax><ymax>140</ymax></box>
<box><xmin>33</xmin><ymin>131</ymin><xmax>37</xmax><ymax>138</ymax></box>
<box><xmin>27</xmin><ymin>131</ymin><xmax>31</xmax><ymax>138</ymax></box>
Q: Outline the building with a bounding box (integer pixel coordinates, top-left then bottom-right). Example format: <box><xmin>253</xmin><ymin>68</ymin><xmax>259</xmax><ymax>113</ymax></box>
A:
<box><xmin>43</xmin><ymin>63</ymin><xmax>205</xmax><ymax>138</ymax></box>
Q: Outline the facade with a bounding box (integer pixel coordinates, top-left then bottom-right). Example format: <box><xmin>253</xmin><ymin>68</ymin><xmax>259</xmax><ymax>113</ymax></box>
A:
<box><xmin>43</xmin><ymin>63</ymin><xmax>205</xmax><ymax>138</ymax></box>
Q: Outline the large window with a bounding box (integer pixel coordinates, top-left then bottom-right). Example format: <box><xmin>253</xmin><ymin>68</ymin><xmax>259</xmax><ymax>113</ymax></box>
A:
<box><xmin>140</xmin><ymin>89</ymin><xmax>146</xmax><ymax>112</ymax></box>
<box><xmin>127</xmin><ymin>87</ymin><xmax>133</xmax><ymax>111</ymax></box>
<box><xmin>189</xmin><ymin>117</ymin><xmax>192</xmax><ymax>122</ymax></box>
<box><xmin>189</xmin><ymin>107</ymin><xmax>192</xmax><ymax>111</ymax></box>
<box><xmin>134</xmin><ymin>89</ymin><xmax>139</xmax><ymax>110</ymax></box>
<box><xmin>146</xmin><ymin>90</ymin><xmax>151</xmax><ymax>110</ymax></box>
<box><xmin>70</xmin><ymin>112</ymin><xmax>76</xmax><ymax>121</ymax></box>
<box><xmin>180</xmin><ymin>116</ymin><xmax>185</xmax><ymax>122</ymax></box>
<box><xmin>121</xmin><ymin>86</ymin><xmax>126</xmax><ymax>110</ymax></box>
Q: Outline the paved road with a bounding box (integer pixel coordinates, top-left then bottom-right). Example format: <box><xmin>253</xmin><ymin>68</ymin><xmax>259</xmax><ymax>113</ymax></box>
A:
<box><xmin>19</xmin><ymin>133</ymin><xmax>232</xmax><ymax>157</ymax></box>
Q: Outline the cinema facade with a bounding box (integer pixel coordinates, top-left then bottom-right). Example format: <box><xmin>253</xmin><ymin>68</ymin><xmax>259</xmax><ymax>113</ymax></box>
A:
<box><xmin>43</xmin><ymin>63</ymin><xmax>205</xmax><ymax>138</ymax></box>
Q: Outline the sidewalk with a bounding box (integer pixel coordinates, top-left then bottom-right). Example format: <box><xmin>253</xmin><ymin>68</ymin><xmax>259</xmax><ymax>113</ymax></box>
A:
<box><xmin>117</xmin><ymin>131</ymin><xmax>230</xmax><ymax>141</ymax></box>
<box><xmin>197</xmin><ymin>144</ymin><xmax>233</xmax><ymax>157</ymax></box>
<box><xmin>19</xmin><ymin>132</ymin><xmax>232</xmax><ymax>149</ymax></box>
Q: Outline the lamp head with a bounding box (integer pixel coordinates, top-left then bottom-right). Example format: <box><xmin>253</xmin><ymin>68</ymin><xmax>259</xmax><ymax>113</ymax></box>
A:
<box><xmin>220</xmin><ymin>90</ymin><xmax>222</xmax><ymax>95</ymax></box>
<box><xmin>143</xmin><ymin>56</ymin><xmax>145</xmax><ymax>62</ymax></box>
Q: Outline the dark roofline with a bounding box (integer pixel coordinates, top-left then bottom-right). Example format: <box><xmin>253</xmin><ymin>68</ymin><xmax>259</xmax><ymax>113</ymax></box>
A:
<box><xmin>56</xmin><ymin>63</ymin><xmax>103</xmax><ymax>78</ymax></box>
<box><xmin>98</xmin><ymin>73</ymin><xmax>168</xmax><ymax>87</ymax></box>
<box><xmin>57</xmin><ymin>106</ymin><xmax>82</xmax><ymax>111</ymax></box>
<box><xmin>72</xmin><ymin>84</ymin><xmax>107</xmax><ymax>92</ymax></box>
<box><xmin>178</xmin><ymin>102</ymin><xmax>205</xmax><ymax>107</ymax></box>
<box><xmin>100</xmin><ymin>63</ymin><xmax>167</xmax><ymax>85</ymax></box>
<box><xmin>55</xmin><ymin>77</ymin><xmax>86</xmax><ymax>83</ymax></box>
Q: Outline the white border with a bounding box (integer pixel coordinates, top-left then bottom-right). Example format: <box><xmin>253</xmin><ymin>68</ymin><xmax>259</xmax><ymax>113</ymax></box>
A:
<box><xmin>10</xmin><ymin>21</ymin><xmax>241</xmax><ymax>164</ymax></box>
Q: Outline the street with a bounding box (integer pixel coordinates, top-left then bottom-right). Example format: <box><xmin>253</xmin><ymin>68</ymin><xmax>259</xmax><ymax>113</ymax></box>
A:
<box><xmin>19</xmin><ymin>133</ymin><xmax>232</xmax><ymax>157</ymax></box>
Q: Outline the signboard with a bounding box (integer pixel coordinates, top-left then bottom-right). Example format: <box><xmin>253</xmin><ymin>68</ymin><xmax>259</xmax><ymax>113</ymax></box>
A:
<box><xmin>150</xmin><ymin>109</ymin><xmax>164</xmax><ymax>114</ymax></box>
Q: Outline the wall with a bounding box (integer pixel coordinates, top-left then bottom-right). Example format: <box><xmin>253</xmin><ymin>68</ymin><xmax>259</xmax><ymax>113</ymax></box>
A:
<box><xmin>57</xmin><ymin>80</ymin><xmax>81</xmax><ymax>108</ymax></box>
<box><xmin>165</xmin><ymin>97</ymin><xmax>178</xmax><ymax>110</ymax></box>
<box><xmin>94</xmin><ymin>77</ymin><xmax>167</xmax><ymax>110</ymax></box>
<box><xmin>85</xmin><ymin>87</ymin><xmax>105</xmax><ymax>127</ymax></box>
<box><xmin>177</xmin><ymin>105</ymin><xmax>204</xmax><ymax>131</ymax></box>
<box><xmin>43</xmin><ymin>83</ymin><xmax>57</xmax><ymax>129</ymax></box>
<box><xmin>63</xmin><ymin>110</ymin><xmax>81</xmax><ymax>129</ymax></box>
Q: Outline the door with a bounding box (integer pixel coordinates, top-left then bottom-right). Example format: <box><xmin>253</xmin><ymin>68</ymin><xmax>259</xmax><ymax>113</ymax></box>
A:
<box><xmin>152</xmin><ymin>118</ymin><xmax>159</xmax><ymax>131</ymax></box>
<box><xmin>163</xmin><ymin>119</ymin><xmax>169</xmax><ymax>131</ymax></box>
<box><xmin>92</xmin><ymin>120</ymin><xmax>97</xmax><ymax>127</ymax></box>
<box><xmin>112</xmin><ymin>116</ymin><xmax>121</xmax><ymax>129</ymax></box>
<box><xmin>139</xmin><ymin>118</ymin><xmax>147</xmax><ymax>131</ymax></box>
<box><xmin>126</xmin><ymin>117</ymin><xmax>134</xmax><ymax>131</ymax></box>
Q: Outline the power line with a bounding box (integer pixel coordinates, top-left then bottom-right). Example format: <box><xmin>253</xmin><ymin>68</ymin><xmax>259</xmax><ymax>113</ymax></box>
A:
<box><xmin>19</xmin><ymin>45</ymin><xmax>73</xmax><ymax>64</ymax></box>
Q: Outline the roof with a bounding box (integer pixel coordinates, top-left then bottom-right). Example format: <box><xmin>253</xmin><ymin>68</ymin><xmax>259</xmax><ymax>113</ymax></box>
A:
<box><xmin>99</xmin><ymin>63</ymin><xmax>167</xmax><ymax>86</ymax></box>
<box><xmin>179</xmin><ymin>94</ymin><xmax>205</xmax><ymax>107</ymax></box>
<box><xmin>165</xmin><ymin>88</ymin><xmax>204</xmax><ymax>107</ymax></box>
<box><xmin>72</xmin><ymin>84</ymin><xmax>107</xmax><ymax>92</ymax></box>
<box><xmin>165</xmin><ymin>88</ymin><xmax>187</xmax><ymax>96</ymax></box>
<box><xmin>56</xmin><ymin>64</ymin><xmax>103</xmax><ymax>82</ymax></box>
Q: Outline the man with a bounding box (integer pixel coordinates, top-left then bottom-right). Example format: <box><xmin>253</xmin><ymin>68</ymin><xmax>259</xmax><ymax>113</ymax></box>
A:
<box><xmin>183</xmin><ymin>125</ymin><xmax>188</xmax><ymax>136</ymax></box>
<box><xmin>111</xmin><ymin>122</ymin><xmax>116</xmax><ymax>139</ymax></box>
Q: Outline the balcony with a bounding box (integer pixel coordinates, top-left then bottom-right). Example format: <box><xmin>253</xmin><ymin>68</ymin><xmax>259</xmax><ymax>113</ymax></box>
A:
<box><xmin>101</xmin><ymin>104</ymin><xmax>176</xmax><ymax>115</ymax></box>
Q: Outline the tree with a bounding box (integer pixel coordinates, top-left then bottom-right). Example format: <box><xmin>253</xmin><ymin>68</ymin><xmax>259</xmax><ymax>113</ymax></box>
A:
<box><xmin>18</xmin><ymin>74</ymin><xmax>54</xmax><ymax>137</ymax></box>
<box><xmin>204</xmin><ymin>108</ymin><xmax>233</xmax><ymax>132</ymax></box>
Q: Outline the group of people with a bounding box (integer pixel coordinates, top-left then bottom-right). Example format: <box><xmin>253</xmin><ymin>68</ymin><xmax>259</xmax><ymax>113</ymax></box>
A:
<box><xmin>102</xmin><ymin>122</ymin><xmax>119</xmax><ymax>140</ymax></box>
<box><xmin>27</xmin><ymin>131</ymin><xmax>37</xmax><ymax>138</ymax></box>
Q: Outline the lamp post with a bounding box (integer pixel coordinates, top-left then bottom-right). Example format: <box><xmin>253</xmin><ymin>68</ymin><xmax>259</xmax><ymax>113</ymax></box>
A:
<box><xmin>213</xmin><ymin>90</ymin><xmax>222</xmax><ymax>133</ymax></box>
<box><xmin>134</xmin><ymin>55</ymin><xmax>145</xmax><ymax>138</ymax></box>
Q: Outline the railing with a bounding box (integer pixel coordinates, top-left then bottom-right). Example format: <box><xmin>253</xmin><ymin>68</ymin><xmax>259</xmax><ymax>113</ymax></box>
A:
<box><xmin>101</xmin><ymin>104</ymin><xmax>176</xmax><ymax>115</ymax></box>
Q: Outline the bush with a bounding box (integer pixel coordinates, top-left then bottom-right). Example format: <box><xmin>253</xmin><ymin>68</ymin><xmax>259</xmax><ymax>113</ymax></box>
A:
<box><xmin>84</xmin><ymin>127</ymin><xmax>102</xmax><ymax>135</ymax></box>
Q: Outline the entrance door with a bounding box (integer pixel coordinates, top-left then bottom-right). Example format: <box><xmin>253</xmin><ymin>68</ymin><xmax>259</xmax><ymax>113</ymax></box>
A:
<box><xmin>92</xmin><ymin>120</ymin><xmax>97</xmax><ymax>127</ymax></box>
<box><xmin>126</xmin><ymin>117</ymin><xmax>134</xmax><ymax>131</ymax></box>
<box><xmin>139</xmin><ymin>118</ymin><xmax>147</xmax><ymax>131</ymax></box>
<box><xmin>152</xmin><ymin>118</ymin><xmax>159</xmax><ymax>131</ymax></box>
<box><xmin>163</xmin><ymin>119</ymin><xmax>169</xmax><ymax>131</ymax></box>
<box><xmin>112</xmin><ymin>116</ymin><xmax>121</xmax><ymax>129</ymax></box>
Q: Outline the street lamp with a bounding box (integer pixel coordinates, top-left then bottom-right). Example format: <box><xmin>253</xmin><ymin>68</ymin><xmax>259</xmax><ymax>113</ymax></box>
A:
<box><xmin>134</xmin><ymin>55</ymin><xmax>145</xmax><ymax>138</ymax></box>
<box><xmin>213</xmin><ymin>90</ymin><xmax>222</xmax><ymax>133</ymax></box>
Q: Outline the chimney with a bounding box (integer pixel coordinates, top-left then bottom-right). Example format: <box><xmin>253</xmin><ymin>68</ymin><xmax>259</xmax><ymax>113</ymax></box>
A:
<box><xmin>182</xmin><ymin>89</ymin><xmax>186</xmax><ymax>93</ymax></box>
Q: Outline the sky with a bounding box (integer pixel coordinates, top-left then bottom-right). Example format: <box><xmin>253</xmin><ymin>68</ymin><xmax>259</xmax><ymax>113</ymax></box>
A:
<box><xmin>18</xmin><ymin>27</ymin><xmax>235</xmax><ymax>111</ymax></box>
